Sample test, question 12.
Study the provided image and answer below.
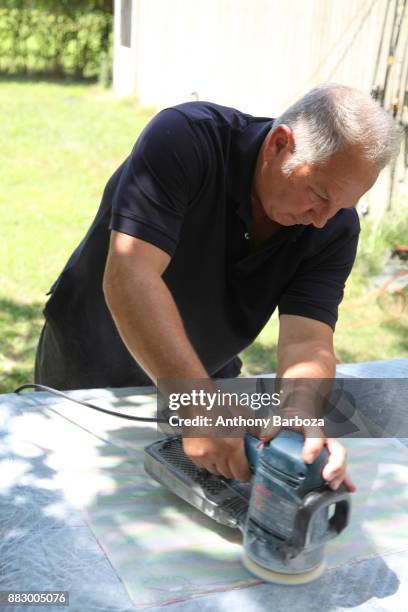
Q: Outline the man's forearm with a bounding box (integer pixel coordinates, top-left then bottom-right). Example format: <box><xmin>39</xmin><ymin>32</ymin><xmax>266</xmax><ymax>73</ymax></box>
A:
<box><xmin>277</xmin><ymin>339</ymin><xmax>336</xmax><ymax>378</ymax></box>
<box><xmin>103</xmin><ymin>268</ymin><xmax>208</xmax><ymax>384</ymax></box>
<box><xmin>277</xmin><ymin>340</ymin><xmax>336</xmax><ymax>420</ymax></box>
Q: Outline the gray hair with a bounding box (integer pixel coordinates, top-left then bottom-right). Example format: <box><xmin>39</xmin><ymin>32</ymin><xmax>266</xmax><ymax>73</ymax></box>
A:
<box><xmin>273</xmin><ymin>83</ymin><xmax>402</xmax><ymax>174</ymax></box>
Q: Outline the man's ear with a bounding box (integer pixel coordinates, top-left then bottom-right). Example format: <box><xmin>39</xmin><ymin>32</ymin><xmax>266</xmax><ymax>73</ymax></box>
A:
<box><xmin>263</xmin><ymin>124</ymin><xmax>295</xmax><ymax>162</ymax></box>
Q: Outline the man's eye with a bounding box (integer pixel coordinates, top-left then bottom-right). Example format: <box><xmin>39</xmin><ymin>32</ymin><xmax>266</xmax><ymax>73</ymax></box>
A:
<box><xmin>314</xmin><ymin>190</ymin><xmax>329</xmax><ymax>203</ymax></box>
<box><xmin>310</xmin><ymin>187</ymin><xmax>329</xmax><ymax>203</ymax></box>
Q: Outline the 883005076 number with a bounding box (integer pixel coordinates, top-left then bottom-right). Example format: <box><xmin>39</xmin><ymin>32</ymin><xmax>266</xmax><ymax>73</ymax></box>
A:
<box><xmin>0</xmin><ymin>591</ymin><xmax>68</xmax><ymax>606</ymax></box>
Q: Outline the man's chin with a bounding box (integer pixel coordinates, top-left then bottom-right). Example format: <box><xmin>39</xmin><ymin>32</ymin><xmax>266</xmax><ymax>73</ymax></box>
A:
<box><xmin>295</xmin><ymin>217</ymin><xmax>313</xmax><ymax>226</ymax></box>
<box><xmin>270</xmin><ymin>213</ymin><xmax>309</xmax><ymax>227</ymax></box>
<box><xmin>276</xmin><ymin>215</ymin><xmax>301</xmax><ymax>227</ymax></box>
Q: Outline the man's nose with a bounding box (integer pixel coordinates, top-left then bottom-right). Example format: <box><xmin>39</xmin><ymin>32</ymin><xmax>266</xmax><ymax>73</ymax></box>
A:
<box><xmin>312</xmin><ymin>204</ymin><xmax>335</xmax><ymax>228</ymax></box>
<box><xmin>313</xmin><ymin>215</ymin><xmax>329</xmax><ymax>228</ymax></box>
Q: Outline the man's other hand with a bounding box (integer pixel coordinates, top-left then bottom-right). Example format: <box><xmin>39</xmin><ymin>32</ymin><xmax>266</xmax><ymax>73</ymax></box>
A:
<box><xmin>183</xmin><ymin>437</ymin><xmax>252</xmax><ymax>482</ymax></box>
<box><xmin>302</xmin><ymin>436</ymin><xmax>356</xmax><ymax>492</ymax></box>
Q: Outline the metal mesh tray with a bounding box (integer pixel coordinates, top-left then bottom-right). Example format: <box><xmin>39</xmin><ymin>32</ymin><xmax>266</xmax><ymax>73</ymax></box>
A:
<box><xmin>144</xmin><ymin>436</ymin><xmax>251</xmax><ymax>529</ymax></box>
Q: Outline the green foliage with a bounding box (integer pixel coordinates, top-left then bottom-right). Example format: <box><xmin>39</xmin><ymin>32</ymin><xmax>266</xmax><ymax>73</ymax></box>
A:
<box><xmin>1</xmin><ymin>1</ymin><xmax>113</xmax><ymax>14</ymax></box>
<box><xmin>0</xmin><ymin>3</ymin><xmax>112</xmax><ymax>80</ymax></box>
<box><xmin>353</xmin><ymin>212</ymin><xmax>408</xmax><ymax>285</ymax></box>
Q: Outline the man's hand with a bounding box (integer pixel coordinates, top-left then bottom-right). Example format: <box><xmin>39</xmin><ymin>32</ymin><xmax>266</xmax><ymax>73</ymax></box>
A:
<box><xmin>302</xmin><ymin>436</ymin><xmax>356</xmax><ymax>492</ymax></box>
<box><xmin>183</xmin><ymin>437</ymin><xmax>252</xmax><ymax>482</ymax></box>
<box><xmin>276</xmin><ymin>315</ymin><xmax>356</xmax><ymax>493</ymax></box>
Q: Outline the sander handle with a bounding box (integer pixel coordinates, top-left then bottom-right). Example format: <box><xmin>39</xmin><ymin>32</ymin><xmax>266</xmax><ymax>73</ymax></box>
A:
<box><xmin>244</xmin><ymin>430</ymin><xmax>328</xmax><ymax>478</ymax></box>
<box><xmin>286</xmin><ymin>485</ymin><xmax>351</xmax><ymax>561</ymax></box>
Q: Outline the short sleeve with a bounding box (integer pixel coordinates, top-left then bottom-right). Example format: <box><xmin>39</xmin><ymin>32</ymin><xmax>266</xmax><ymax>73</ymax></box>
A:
<box><xmin>278</xmin><ymin>214</ymin><xmax>360</xmax><ymax>330</ymax></box>
<box><xmin>109</xmin><ymin>108</ymin><xmax>204</xmax><ymax>256</ymax></box>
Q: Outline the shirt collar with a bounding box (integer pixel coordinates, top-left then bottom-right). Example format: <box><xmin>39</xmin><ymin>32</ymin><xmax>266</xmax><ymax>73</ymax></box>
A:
<box><xmin>227</xmin><ymin>118</ymin><xmax>272</xmax><ymax>226</ymax></box>
<box><xmin>226</xmin><ymin>117</ymin><xmax>306</xmax><ymax>241</ymax></box>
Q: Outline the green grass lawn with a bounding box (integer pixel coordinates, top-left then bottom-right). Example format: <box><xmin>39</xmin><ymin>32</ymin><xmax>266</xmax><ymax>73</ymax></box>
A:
<box><xmin>0</xmin><ymin>79</ymin><xmax>153</xmax><ymax>391</ymax></box>
<box><xmin>0</xmin><ymin>79</ymin><xmax>407</xmax><ymax>392</ymax></box>
<box><xmin>241</xmin><ymin>288</ymin><xmax>408</xmax><ymax>376</ymax></box>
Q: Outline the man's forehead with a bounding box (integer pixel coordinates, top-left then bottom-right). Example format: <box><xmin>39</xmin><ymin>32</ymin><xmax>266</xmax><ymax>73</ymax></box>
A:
<box><xmin>314</xmin><ymin>151</ymin><xmax>379</xmax><ymax>200</ymax></box>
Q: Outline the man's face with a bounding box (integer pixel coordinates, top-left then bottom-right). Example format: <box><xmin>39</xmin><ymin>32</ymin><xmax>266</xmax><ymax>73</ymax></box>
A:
<box><xmin>255</xmin><ymin>126</ymin><xmax>380</xmax><ymax>229</ymax></box>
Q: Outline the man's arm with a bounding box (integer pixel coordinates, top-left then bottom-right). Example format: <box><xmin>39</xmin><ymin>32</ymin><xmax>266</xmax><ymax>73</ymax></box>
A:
<box><xmin>277</xmin><ymin>314</ymin><xmax>356</xmax><ymax>491</ymax></box>
<box><xmin>103</xmin><ymin>230</ymin><xmax>251</xmax><ymax>481</ymax></box>
<box><xmin>103</xmin><ymin>231</ymin><xmax>208</xmax><ymax>381</ymax></box>
<box><xmin>277</xmin><ymin>314</ymin><xmax>336</xmax><ymax>378</ymax></box>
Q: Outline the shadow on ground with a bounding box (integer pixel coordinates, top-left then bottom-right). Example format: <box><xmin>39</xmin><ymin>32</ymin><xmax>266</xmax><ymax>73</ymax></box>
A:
<box><xmin>382</xmin><ymin>316</ymin><xmax>408</xmax><ymax>354</ymax></box>
<box><xmin>0</xmin><ymin>420</ymin><xmax>134</xmax><ymax>611</ymax></box>
<box><xmin>240</xmin><ymin>341</ymin><xmax>278</xmax><ymax>375</ymax></box>
<box><xmin>0</xmin><ymin>74</ymin><xmax>96</xmax><ymax>86</ymax></box>
<box><xmin>0</xmin><ymin>298</ymin><xmax>44</xmax><ymax>394</ymax></box>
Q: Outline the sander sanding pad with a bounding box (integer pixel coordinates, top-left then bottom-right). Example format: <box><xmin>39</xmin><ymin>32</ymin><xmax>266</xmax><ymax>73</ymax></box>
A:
<box><xmin>242</xmin><ymin>553</ymin><xmax>326</xmax><ymax>585</ymax></box>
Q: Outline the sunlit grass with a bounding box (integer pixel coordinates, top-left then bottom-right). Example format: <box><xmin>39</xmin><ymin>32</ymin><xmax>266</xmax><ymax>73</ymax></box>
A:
<box><xmin>0</xmin><ymin>80</ymin><xmax>153</xmax><ymax>391</ymax></box>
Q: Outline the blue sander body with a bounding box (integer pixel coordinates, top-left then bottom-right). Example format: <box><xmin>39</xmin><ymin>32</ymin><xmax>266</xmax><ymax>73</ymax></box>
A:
<box><xmin>144</xmin><ymin>430</ymin><xmax>350</xmax><ymax>584</ymax></box>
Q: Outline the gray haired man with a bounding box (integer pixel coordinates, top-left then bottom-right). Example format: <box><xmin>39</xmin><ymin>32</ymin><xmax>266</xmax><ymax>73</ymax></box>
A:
<box><xmin>35</xmin><ymin>83</ymin><xmax>402</xmax><ymax>490</ymax></box>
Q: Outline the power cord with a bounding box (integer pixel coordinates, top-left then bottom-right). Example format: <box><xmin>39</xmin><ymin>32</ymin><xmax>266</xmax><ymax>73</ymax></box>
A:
<box><xmin>14</xmin><ymin>383</ymin><xmax>167</xmax><ymax>423</ymax></box>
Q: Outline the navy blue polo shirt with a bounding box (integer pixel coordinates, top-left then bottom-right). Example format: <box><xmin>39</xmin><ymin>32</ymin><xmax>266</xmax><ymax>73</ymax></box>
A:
<box><xmin>44</xmin><ymin>101</ymin><xmax>360</xmax><ymax>388</ymax></box>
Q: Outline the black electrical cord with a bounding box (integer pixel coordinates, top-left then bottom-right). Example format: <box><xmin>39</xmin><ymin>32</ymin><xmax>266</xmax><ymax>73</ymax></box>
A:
<box><xmin>14</xmin><ymin>383</ymin><xmax>168</xmax><ymax>423</ymax></box>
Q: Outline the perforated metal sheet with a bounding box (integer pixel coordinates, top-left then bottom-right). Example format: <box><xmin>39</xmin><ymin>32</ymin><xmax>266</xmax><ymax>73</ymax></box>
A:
<box><xmin>144</xmin><ymin>436</ymin><xmax>250</xmax><ymax>528</ymax></box>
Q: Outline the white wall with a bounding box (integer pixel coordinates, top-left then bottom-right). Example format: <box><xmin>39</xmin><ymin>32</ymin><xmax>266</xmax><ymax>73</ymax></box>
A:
<box><xmin>113</xmin><ymin>0</ymin><xmax>139</xmax><ymax>96</ymax></box>
<box><xmin>113</xmin><ymin>0</ymin><xmax>407</xmax><ymax>216</ymax></box>
<box><xmin>114</xmin><ymin>0</ymin><xmax>392</xmax><ymax>114</ymax></box>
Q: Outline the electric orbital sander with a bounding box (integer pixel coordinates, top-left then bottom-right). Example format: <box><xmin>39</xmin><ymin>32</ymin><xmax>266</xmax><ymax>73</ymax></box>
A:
<box><xmin>144</xmin><ymin>430</ymin><xmax>350</xmax><ymax>584</ymax></box>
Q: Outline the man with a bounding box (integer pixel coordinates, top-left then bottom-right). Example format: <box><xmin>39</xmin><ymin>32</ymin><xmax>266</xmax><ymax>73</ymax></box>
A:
<box><xmin>35</xmin><ymin>84</ymin><xmax>401</xmax><ymax>490</ymax></box>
